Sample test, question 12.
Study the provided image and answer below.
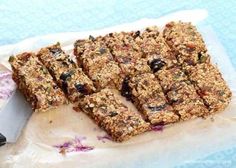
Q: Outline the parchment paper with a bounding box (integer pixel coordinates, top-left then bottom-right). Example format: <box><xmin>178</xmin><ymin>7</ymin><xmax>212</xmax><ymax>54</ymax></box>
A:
<box><xmin>0</xmin><ymin>9</ymin><xmax>236</xmax><ymax>168</ymax></box>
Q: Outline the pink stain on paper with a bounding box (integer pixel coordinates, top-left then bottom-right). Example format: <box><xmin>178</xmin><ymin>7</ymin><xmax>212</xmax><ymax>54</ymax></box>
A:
<box><xmin>0</xmin><ymin>70</ymin><xmax>16</xmax><ymax>100</ymax></box>
<box><xmin>53</xmin><ymin>136</ymin><xmax>94</xmax><ymax>154</ymax></box>
<box><xmin>97</xmin><ymin>134</ymin><xmax>112</xmax><ymax>143</ymax></box>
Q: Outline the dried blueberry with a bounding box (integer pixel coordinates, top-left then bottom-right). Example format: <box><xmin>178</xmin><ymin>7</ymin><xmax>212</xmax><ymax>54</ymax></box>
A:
<box><xmin>61</xmin><ymin>81</ymin><xmax>68</xmax><ymax>94</ymax></box>
<box><xmin>60</xmin><ymin>72</ymin><xmax>71</xmax><ymax>81</ymax></box>
<box><xmin>121</xmin><ymin>76</ymin><xmax>132</xmax><ymax>101</ymax></box>
<box><xmin>148</xmin><ymin>58</ymin><xmax>166</xmax><ymax>73</ymax></box>
<box><xmin>89</xmin><ymin>35</ymin><xmax>95</xmax><ymax>41</ymax></box>
<box><xmin>99</xmin><ymin>48</ymin><xmax>106</xmax><ymax>54</ymax></box>
<box><xmin>50</xmin><ymin>48</ymin><xmax>62</xmax><ymax>57</ymax></box>
<box><xmin>148</xmin><ymin>104</ymin><xmax>166</xmax><ymax>111</ymax></box>
<box><xmin>74</xmin><ymin>83</ymin><xmax>88</xmax><ymax>94</ymax></box>
<box><xmin>109</xmin><ymin>111</ymin><xmax>118</xmax><ymax>117</ymax></box>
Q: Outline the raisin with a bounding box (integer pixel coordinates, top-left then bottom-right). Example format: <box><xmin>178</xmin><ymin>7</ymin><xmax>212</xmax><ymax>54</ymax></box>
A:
<box><xmin>89</xmin><ymin>35</ymin><xmax>95</xmax><ymax>41</ymax></box>
<box><xmin>74</xmin><ymin>83</ymin><xmax>88</xmax><ymax>94</ymax></box>
<box><xmin>109</xmin><ymin>111</ymin><xmax>118</xmax><ymax>117</ymax></box>
<box><xmin>99</xmin><ymin>48</ymin><xmax>106</xmax><ymax>54</ymax></box>
<box><xmin>121</xmin><ymin>76</ymin><xmax>132</xmax><ymax>101</ymax></box>
<box><xmin>148</xmin><ymin>104</ymin><xmax>166</xmax><ymax>111</ymax></box>
<box><xmin>60</xmin><ymin>72</ymin><xmax>71</xmax><ymax>81</ymax></box>
<box><xmin>148</xmin><ymin>58</ymin><xmax>166</xmax><ymax>73</ymax></box>
<box><xmin>61</xmin><ymin>81</ymin><xmax>68</xmax><ymax>94</ymax></box>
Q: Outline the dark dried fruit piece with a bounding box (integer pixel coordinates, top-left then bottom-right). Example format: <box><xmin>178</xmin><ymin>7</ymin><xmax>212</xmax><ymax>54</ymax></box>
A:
<box><xmin>49</xmin><ymin>48</ymin><xmax>63</xmax><ymax>57</ymax></box>
<box><xmin>61</xmin><ymin>81</ymin><xmax>68</xmax><ymax>94</ymax></box>
<box><xmin>89</xmin><ymin>35</ymin><xmax>95</xmax><ymax>41</ymax></box>
<box><xmin>148</xmin><ymin>58</ymin><xmax>166</xmax><ymax>73</ymax></box>
<box><xmin>74</xmin><ymin>83</ymin><xmax>88</xmax><ymax>94</ymax></box>
<box><xmin>109</xmin><ymin>111</ymin><xmax>118</xmax><ymax>117</ymax></box>
<box><xmin>133</xmin><ymin>30</ymin><xmax>140</xmax><ymax>38</ymax></box>
<box><xmin>121</xmin><ymin>76</ymin><xmax>132</xmax><ymax>101</ymax></box>
<box><xmin>60</xmin><ymin>72</ymin><xmax>71</xmax><ymax>81</ymax></box>
<box><xmin>99</xmin><ymin>48</ymin><xmax>106</xmax><ymax>54</ymax></box>
<box><xmin>148</xmin><ymin>104</ymin><xmax>167</xmax><ymax>111</ymax></box>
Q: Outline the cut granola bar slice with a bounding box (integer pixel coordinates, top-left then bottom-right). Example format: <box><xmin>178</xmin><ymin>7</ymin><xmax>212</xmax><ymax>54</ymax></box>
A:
<box><xmin>128</xmin><ymin>73</ymin><xmax>179</xmax><ymax>125</ymax></box>
<box><xmin>163</xmin><ymin>21</ymin><xmax>210</xmax><ymax>67</ymax></box>
<box><xmin>74</xmin><ymin>38</ymin><xmax>122</xmax><ymax>90</ymax></box>
<box><xmin>157</xmin><ymin>67</ymin><xmax>209</xmax><ymax>120</ymax></box>
<box><xmin>138</xmin><ymin>27</ymin><xmax>178</xmax><ymax>72</ymax></box>
<box><xmin>9</xmin><ymin>52</ymin><xmax>67</xmax><ymax>111</ymax></box>
<box><xmin>79</xmin><ymin>89</ymin><xmax>150</xmax><ymax>142</ymax></box>
<box><xmin>104</xmin><ymin>32</ymin><xmax>151</xmax><ymax>77</ymax></box>
<box><xmin>186</xmin><ymin>63</ymin><xmax>232</xmax><ymax>113</ymax></box>
<box><xmin>37</xmin><ymin>43</ymin><xmax>95</xmax><ymax>102</ymax></box>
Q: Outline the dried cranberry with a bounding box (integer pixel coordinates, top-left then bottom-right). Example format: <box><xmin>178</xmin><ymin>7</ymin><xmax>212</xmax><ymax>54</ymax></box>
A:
<box><xmin>121</xmin><ymin>76</ymin><xmax>132</xmax><ymax>101</ymax></box>
<box><xmin>60</xmin><ymin>72</ymin><xmax>71</xmax><ymax>81</ymax></box>
<box><xmin>148</xmin><ymin>58</ymin><xmax>166</xmax><ymax>73</ymax></box>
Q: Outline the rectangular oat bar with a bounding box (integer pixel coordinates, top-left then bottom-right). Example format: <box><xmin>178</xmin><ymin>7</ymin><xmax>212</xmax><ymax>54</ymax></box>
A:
<box><xmin>37</xmin><ymin>43</ymin><xmax>95</xmax><ymax>102</ymax></box>
<box><xmin>157</xmin><ymin>67</ymin><xmax>209</xmax><ymax>120</ymax></box>
<box><xmin>9</xmin><ymin>52</ymin><xmax>67</xmax><ymax>111</ymax></box>
<box><xmin>74</xmin><ymin>37</ymin><xmax>122</xmax><ymax>90</ymax></box>
<box><xmin>138</xmin><ymin>27</ymin><xmax>178</xmax><ymax>72</ymax></box>
<box><xmin>163</xmin><ymin>21</ymin><xmax>210</xmax><ymax>67</ymax></box>
<box><xmin>104</xmin><ymin>32</ymin><xmax>151</xmax><ymax>77</ymax></box>
<box><xmin>79</xmin><ymin>89</ymin><xmax>150</xmax><ymax>142</ymax></box>
<box><xmin>128</xmin><ymin>73</ymin><xmax>179</xmax><ymax>125</ymax></box>
<box><xmin>186</xmin><ymin>63</ymin><xmax>232</xmax><ymax>113</ymax></box>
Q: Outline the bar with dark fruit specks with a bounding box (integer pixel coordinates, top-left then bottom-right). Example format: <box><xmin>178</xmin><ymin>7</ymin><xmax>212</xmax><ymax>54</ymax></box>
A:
<box><xmin>9</xmin><ymin>52</ymin><xmax>67</xmax><ymax>111</ymax></box>
<box><xmin>37</xmin><ymin>43</ymin><xmax>95</xmax><ymax>102</ymax></box>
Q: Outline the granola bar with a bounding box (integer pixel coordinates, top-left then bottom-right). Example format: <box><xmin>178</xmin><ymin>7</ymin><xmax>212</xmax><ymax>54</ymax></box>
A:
<box><xmin>37</xmin><ymin>43</ymin><xmax>95</xmax><ymax>102</ymax></box>
<box><xmin>79</xmin><ymin>89</ymin><xmax>150</xmax><ymax>142</ymax></box>
<box><xmin>9</xmin><ymin>53</ymin><xmax>67</xmax><ymax>111</ymax></box>
<box><xmin>157</xmin><ymin>67</ymin><xmax>209</xmax><ymax>120</ymax></box>
<box><xmin>163</xmin><ymin>21</ymin><xmax>210</xmax><ymax>67</ymax></box>
<box><xmin>104</xmin><ymin>32</ymin><xmax>151</xmax><ymax>77</ymax></box>
<box><xmin>128</xmin><ymin>73</ymin><xmax>179</xmax><ymax>125</ymax></box>
<box><xmin>186</xmin><ymin>63</ymin><xmax>232</xmax><ymax>113</ymax></box>
<box><xmin>74</xmin><ymin>37</ymin><xmax>122</xmax><ymax>90</ymax></box>
<box><xmin>138</xmin><ymin>27</ymin><xmax>178</xmax><ymax>72</ymax></box>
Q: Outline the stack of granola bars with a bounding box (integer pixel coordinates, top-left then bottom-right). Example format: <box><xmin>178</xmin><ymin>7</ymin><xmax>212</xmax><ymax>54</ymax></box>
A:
<box><xmin>9</xmin><ymin>21</ymin><xmax>232</xmax><ymax>142</ymax></box>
